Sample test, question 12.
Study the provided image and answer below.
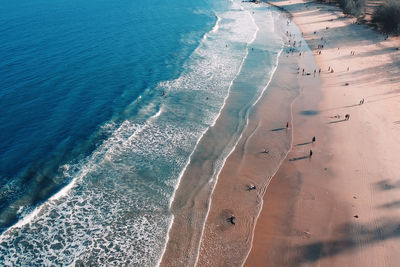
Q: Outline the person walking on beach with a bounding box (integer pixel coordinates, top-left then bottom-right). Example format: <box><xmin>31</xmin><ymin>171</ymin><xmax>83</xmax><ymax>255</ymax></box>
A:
<box><xmin>248</xmin><ymin>184</ymin><xmax>256</xmax><ymax>191</ymax></box>
<box><xmin>309</xmin><ymin>150</ymin><xmax>313</xmax><ymax>158</ymax></box>
<box><xmin>228</xmin><ymin>216</ymin><xmax>236</xmax><ymax>225</ymax></box>
<box><xmin>312</xmin><ymin>136</ymin><xmax>316</xmax><ymax>143</ymax></box>
<box><xmin>286</xmin><ymin>122</ymin><xmax>289</xmax><ymax>129</ymax></box>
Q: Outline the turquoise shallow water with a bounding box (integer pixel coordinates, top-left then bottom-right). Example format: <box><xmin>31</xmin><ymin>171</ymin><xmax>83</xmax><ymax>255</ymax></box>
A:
<box><xmin>0</xmin><ymin>0</ymin><xmax>284</xmax><ymax>265</ymax></box>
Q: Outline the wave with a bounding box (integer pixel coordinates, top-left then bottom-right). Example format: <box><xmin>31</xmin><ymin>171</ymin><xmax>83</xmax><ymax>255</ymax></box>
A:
<box><xmin>193</xmin><ymin>4</ymin><xmax>261</xmax><ymax>266</ymax></box>
<box><xmin>157</xmin><ymin>0</ymin><xmax>290</xmax><ymax>265</ymax></box>
<box><xmin>0</xmin><ymin>0</ymin><xmax>261</xmax><ymax>265</ymax></box>
<box><xmin>158</xmin><ymin>4</ymin><xmax>258</xmax><ymax>265</ymax></box>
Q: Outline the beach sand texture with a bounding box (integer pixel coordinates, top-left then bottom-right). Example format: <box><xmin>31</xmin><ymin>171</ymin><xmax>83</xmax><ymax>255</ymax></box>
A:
<box><xmin>196</xmin><ymin>13</ymin><xmax>322</xmax><ymax>265</ymax></box>
<box><xmin>244</xmin><ymin>0</ymin><xmax>400</xmax><ymax>266</ymax></box>
<box><xmin>195</xmin><ymin>0</ymin><xmax>400</xmax><ymax>266</ymax></box>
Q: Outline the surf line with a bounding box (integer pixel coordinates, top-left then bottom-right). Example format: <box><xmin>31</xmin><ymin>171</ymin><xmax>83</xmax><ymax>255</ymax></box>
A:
<box><xmin>158</xmin><ymin>3</ymin><xmax>260</xmax><ymax>266</ymax></box>
<box><xmin>193</xmin><ymin>4</ymin><xmax>260</xmax><ymax>267</ymax></box>
<box><xmin>0</xmin><ymin>106</ymin><xmax>165</xmax><ymax>242</ymax></box>
<box><xmin>156</xmin><ymin>11</ymin><xmax>223</xmax><ymax>267</ymax></box>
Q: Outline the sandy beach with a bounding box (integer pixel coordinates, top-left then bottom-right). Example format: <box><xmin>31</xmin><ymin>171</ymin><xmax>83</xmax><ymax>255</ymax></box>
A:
<box><xmin>196</xmin><ymin>0</ymin><xmax>400</xmax><ymax>266</ymax></box>
<box><xmin>195</xmin><ymin>6</ymin><xmax>321</xmax><ymax>265</ymax></box>
<box><xmin>245</xmin><ymin>0</ymin><xmax>400</xmax><ymax>266</ymax></box>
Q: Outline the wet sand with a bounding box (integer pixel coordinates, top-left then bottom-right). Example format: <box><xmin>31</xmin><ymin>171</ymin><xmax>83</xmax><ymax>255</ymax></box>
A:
<box><xmin>196</xmin><ymin>11</ymin><xmax>320</xmax><ymax>265</ymax></box>
<box><xmin>160</xmin><ymin>6</ymin><xmax>290</xmax><ymax>266</ymax></box>
<box><xmin>245</xmin><ymin>0</ymin><xmax>400</xmax><ymax>266</ymax></box>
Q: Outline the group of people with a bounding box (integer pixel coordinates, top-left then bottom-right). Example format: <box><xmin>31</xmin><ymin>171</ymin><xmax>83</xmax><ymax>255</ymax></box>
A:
<box><xmin>227</xmin><ymin>17</ymin><xmax>364</xmax><ymax>227</ymax></box>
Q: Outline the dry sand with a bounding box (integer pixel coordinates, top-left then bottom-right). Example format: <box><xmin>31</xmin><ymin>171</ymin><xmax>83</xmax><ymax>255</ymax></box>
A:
<box><xmin>163</xmin><ymin>0</ymin><xmax>400</xmax><ymax>265</ymax></box>
<box><xmin>245</xmin><ymin>0</ymin><xmax>400</xmax><ymax>266</ymax></box>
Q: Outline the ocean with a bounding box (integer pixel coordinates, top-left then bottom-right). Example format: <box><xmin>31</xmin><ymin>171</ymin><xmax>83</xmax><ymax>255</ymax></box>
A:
<box><xmin>0</xmin><ymin>0</ymin><xmax>284</xmax><ymax>265</ymax></box>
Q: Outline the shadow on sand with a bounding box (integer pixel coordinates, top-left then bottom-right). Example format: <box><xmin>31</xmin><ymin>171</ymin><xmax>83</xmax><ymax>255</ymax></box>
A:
<box><xmin>290</xmin><ymin>219</ymin><xmax>400</xmax><ymax>264</ymax></box>
<box><xmin>328</xmin><ymin>119</ymin><xmax>347</xmax><ymax>124</ymax></box>
<box><xmin>299</xmin><ymin>110</ymin><xmax>320</xmax><ymax>116</ymax></box>
<box><xmin>342</xmin><ymin>103</ymin><xmax>361</xmax><ymax>108</ymax></box>
<box><xmin>296</xmin><ymin>141</ymin><xmax>312</xmax><ymax>146</ymax></box>
<box><xmin>289</xmin><ymin>156</ymin><xmax>309</xmax><ymax>161</ymax></box>
<box><xmin>374</xmin><ymin>179</ymin><xmax>400</xmax><ymax>191</ymax></box>
<box><xmin>378</xmin><ymin>201</ymin><xmax>400</xmax><ymax>209</ymax></box>
<box><xmin>271</xmin><ymin>127</ymin><xmax>287</xmax><ymax>132</ymax></box>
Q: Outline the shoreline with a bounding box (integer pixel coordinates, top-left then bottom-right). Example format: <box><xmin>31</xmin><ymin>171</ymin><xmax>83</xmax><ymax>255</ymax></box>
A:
<box><xmin>159</xmin><ymin>2</ymin><xmax>283</xmax><ymax>265</ymax></box>
<box><xmin>246</xmin><ymin>0</ymin><xmax>400</xmax><ymax>266</ymax></box>
<box><xmin>196</xmin><ymin>7</ymin><xmax>318</xmax><ymax>265</ymax></box>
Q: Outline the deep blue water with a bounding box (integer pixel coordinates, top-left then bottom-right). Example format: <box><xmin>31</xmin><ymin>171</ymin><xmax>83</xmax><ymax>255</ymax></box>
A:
<box><xmin>0</xmin><ymin>0</ymin><xmax>216</xmax><ymax>230</ymax></box>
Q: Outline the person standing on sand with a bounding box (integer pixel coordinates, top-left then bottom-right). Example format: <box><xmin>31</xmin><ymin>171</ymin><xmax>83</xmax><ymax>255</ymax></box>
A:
<box><xmin>228</xmin><ymin>216</ymin><xmax>236</xmax><ymax>225</ymax></box>
<box><xmin>312</xmin><ymin>136</ymin><xmax>316</xmax><ymax>143</ymax></box>
<box><xmin>309</xmin><ymin>150</ymin><xmax>313</xmax><ymax>158</ymax></box>
<box><xmin>286</xmin><ymin>122</ymin><xmax>289</xmax><ymax>129</ymax></box>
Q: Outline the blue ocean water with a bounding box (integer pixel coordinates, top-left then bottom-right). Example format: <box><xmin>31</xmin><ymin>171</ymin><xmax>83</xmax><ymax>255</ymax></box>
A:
<box><xmin>0</xmin><ymin>0</ymin><xmax>217</xmax><ymax>228</ymax></box>
<box><xmin>0</xmin><ymin>0</ymin><xmax>284</xmax><ymax>265</ymax></box>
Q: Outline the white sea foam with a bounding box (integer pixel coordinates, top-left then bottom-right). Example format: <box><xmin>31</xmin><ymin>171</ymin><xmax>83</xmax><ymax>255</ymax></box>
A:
<box><xmin>211</xmin><ymin>16</ymin><xmax>221</xmax><ymax>33</ymax></box>
<box><xmin>157</xmin><ymin>1</ymin><xmax>261</xmax><ymax>265</ymax></box>
<box><xmin>0</xmin><ymin>0</ymin><xmax>286</xmax><ymax>265</ymax></box>
<box><xmin>0</xmin><ymin>0</ymin><xmax>259</xmax><ymax>265</ymax></box>
<box><xmin>252</xmin><ymin>48</ymin><xmax>283</xmax><ymax>107</ymax></box>
<box><xmin>158</xmin><ymin>5</ymin><xmax>258</xmax><ymax>265</ymax></box>
<box><xmin>192</xmin><ymin>2</ymin><xmax>264</xmax><ymax>266</ymax></box>
<box><xmin>190</xmin><ymin>3</ymin><xmax>289</xmax><ymax>266</ymax></box>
